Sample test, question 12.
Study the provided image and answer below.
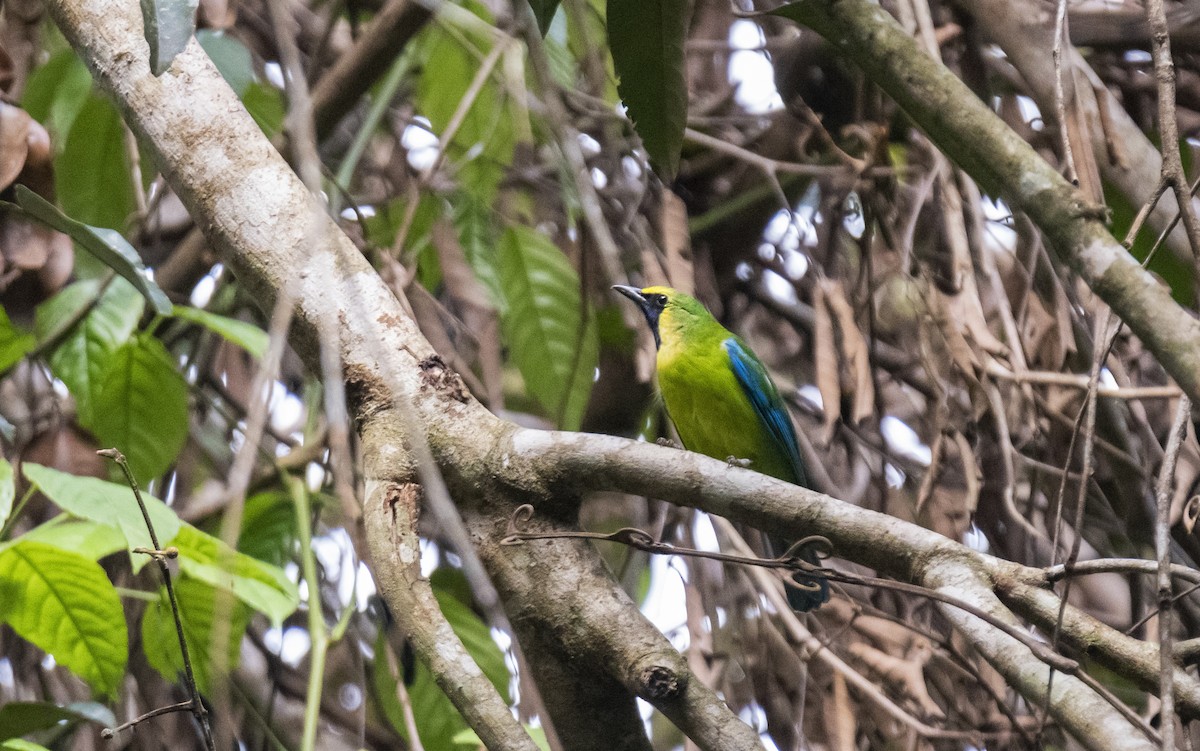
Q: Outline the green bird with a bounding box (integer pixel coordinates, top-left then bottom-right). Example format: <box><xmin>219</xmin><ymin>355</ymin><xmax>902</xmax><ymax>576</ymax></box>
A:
<box><xmin>614</xmin><ymin>284</ymin><xmax>829</xmax><ymax>611</ymax></box>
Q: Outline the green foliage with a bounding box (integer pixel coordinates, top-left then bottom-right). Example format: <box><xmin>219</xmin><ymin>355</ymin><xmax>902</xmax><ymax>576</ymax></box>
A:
<box><xmin>36</xmin><ymin>278</ymin><xmax>143</xmax><ymax>427</ymax></box>
<box><xmin>140</xmin><ymin>0</ymin><xmax>199</xmax><ymax>75</ymax></box>
<box><xmin>0</xmin><ymin>306</ymin><xmax>35</xmax><ymax>373</ymax></box>
<box><xmin>606</xmin><ymin>0</ymin><xmax>688</xmax><ymax>178</ymax></box>
<box><xmin>22</xmin><ymin>463</ymin><xmax>181</xmax><ymax>569</ymax></box>
<box><xmin>415</xmin><ymin>2</ymin><xmax>524</xmax><ymax>201</ymax></box>
<box><xmin>22</xmin><ymin>49</ymin><xmax>92</xmax><ymax>152</ymax></box>
<box><xmin>374</xmin><ymin>579</ymin><xmax>509</xmax><ymax>749</ymax></box>
<box><xmin>1103</xmin><ymin>180</ymin><xmax>1196</xmax><ymax>305</ymax></box>
<box><xmin>90</xmin><ymin>333</ymin><xmax>189</xmax><ymax>483</ymax></box>
<box><xmin>497</xmin><ymin>225</ymin><xmax>597</xmax><ymax>429</ymax></box>
<box><xmin>236</xmin><ymin>491</ymin><xmax>298</xmax><ymax>566</ymax></box>
<box><xmin>141</xmin><ymin>576</ymin><xmax>251</xmax><ymax>694</ymax></box>
<box><xmin>18</xmin><ymin>518</ymin><xmax>127</xmax><ymax>561</ymax></box>
<box><xmin>2</xmin><ymin>739</ymin><xmax>52</xmax><ymax>751</ymax></box>
<box><xmin>197</xmin><ymin>29</ymin><xmax>255</xmax><ymax>97</ymax></box>
<box><xmin>0</xmin><ymin>701</ymin><xmax>114</xmax><ymax>742</ymax></box>
<box><xmin>171</xmin><ymin>524</ymin><xmax>299</xmax><ymax>625</ymax></box>
<box><xmin>0</xmin><ymin>541</ymin><xmax>127</xmax><ymax>694</ymax></box>
<box><xmin>171</xmin><ymin>304</ymin><xmax>269</xmax><ymax>357</ymax></box>
<box><xmin>57</xmin><ymin>92</ymin><xmax>137</xmax><ymax>236</ymax></box>
<box><xmin>15</xmin><ymin>186</ymin><xmax>172</xmax><ymax>315</ymax></box>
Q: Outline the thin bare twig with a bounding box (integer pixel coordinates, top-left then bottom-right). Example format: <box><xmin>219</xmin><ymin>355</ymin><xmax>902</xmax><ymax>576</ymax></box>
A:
<box><xmin>99</xmin><ymin>449</ymin><xmax>214</xmax><ymax>751</ymax></box>
<box><xmin>1156</xmin><ymin>395</ymin><xmax>1191</xmax><ymax>750</ymax></box>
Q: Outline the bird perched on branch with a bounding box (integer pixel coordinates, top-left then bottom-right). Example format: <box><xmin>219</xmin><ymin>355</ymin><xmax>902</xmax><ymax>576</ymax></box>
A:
<box><xmin>613</xmin><ymin>284</ymin><xmax>829</xmax><ymax>611</ymax></box>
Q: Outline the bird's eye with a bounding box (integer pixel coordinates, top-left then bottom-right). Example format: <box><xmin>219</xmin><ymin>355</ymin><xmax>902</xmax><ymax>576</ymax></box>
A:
<box><xmin>654</xmin><ymin>294</ymin><xmax>668</xmax><ymax>306</ymax></box>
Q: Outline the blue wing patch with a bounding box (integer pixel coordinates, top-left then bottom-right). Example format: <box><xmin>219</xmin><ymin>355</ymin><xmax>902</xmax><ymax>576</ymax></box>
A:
<box><xmin>722</xmin><ymin>337</ymin><xmax>809</xmax><ymax>488</ymax></box>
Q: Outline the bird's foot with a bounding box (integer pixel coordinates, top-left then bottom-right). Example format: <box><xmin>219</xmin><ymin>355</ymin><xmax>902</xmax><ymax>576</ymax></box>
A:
<box><xmin>726</xmin><ymin>456</ymin><xmax>752</xmax><ymax>468</ymax></box>
<box><xmin>656</xmin><ymin>437</ymin><xmax>680</xmax><ymax>449</ymax></box>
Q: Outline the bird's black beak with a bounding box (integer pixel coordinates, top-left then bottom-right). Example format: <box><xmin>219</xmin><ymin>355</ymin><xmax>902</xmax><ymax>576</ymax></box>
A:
<box><xmin>612</xmin><ymin>285</ymin><xmax>661</xmax><ymax>348</ymax></box>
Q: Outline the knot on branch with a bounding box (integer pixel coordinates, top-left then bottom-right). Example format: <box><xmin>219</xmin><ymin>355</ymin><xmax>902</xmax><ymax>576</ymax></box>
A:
<box><xmin>638</xmin><ymin>664</ymin><xmax>683</xmax><ymax>700</ymax></box>
<box><xmin>419</xmin><ymin>354</ymin><xmax>469</xmax><ymax>403</ymax></box>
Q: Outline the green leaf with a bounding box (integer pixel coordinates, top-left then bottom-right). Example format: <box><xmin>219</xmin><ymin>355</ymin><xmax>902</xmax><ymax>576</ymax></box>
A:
<box><xmin>21</xmin><ymin>463</ymin><xmax>182</xmax><ymax>569</ymax></box>
<box><xmin>15</xmin><ymin>186</ymin><xmax>172</xmax><ymax>315</ymax></box>
<box><xmin>2</xmin><ymin>739</ymin><xmax>52</xmax><ymax>751</ymax></box>
<box><xmin>36</xmin><ymin>278</ymin><xmax>143</xmax><ymax>427</ymax></box>
<box><xmin>375</xmin><ymin>579</ymin><xmax>509</xmax><ymax>749</ymax></box>
<box><xmin>197</xmin><ymin>30</ymin><xmax>255</xmax><ymax>97</ymax></box>
<box><xmin>90</xmin><ymin>334</ymin><xmax>188</xmax><ymax>483</ymax></box>
<box><xmin>236</xmin><ymin>491</ymin><xmax>297</xmax><ymax>566</ymax></box>
<box><xmin>170</xmin><ymin>524</ymin><xmax>298</xmax><ymax>625</ymax></box>
<box><xmin>141</xmin><ymin>0</ymin><xmax>199</xmax><ymax>76</ymax></box>
<box><xmin>141</xmin><ymin>576</ymin><xmax>250</xmax><ymax>694</ymax></box>
<box><xmin>527</xmin><ymin>0</ymin><xmax>561</xmax><ymax>36</ymax></box>
<box><xmin>497</xmin><ymin>226</ymin><xmax>598</xmax><ymax>429</ymax></box>
<box><xmin>416</xmin><ymin>4</ymin><xmax>520</xmax><ymax>200</ymax></box>
<box><xmin>0</xmin><ymin>541</ymin><xmax>127</xmax><ymax>694</ymax></box>
<box><xmin>243</xmin><ymin>81</ymin><xmax>285</xmax><ymax>137</ymax></box>
<box><xmin>18</xmin><ymin>518</ymin><xmax>127</xmax><ymax>562</ymax></box>
<box><xmin>0</xmin><ymin>305</ymin><xmax>35</xmax><ymax>373</ymax></box>
<box><xmin>0</xmin><ymin>701</ymin><xmax>114</xmax><ymax>741</ymax></box>
<box><xmin>56</xmin><ymin>93</ymin><xmax>136</xmax><ymax>237</ymax></box>
<box><xmin>606</xmin><ymin>0</ymin><xmax>689</xmax><ymax>178</ymax></box>
<box><xmin>454</xmin><ymin>197</ymin><xmax>503</xmax><ymax>307</ymax></box>
<box><xmin>171</xmin><ymin>305</ymin><xmax>268</xmax><ymax>358</ymax></box>
<box><xmin>22</xmin><ymin>50</ymin><xmax>93</xmax><ymax>153</ymax></box>
<box><xmin>0</xmin><ymin>457</ymin><xmax>13</xmax><ymax>534</ymax></box>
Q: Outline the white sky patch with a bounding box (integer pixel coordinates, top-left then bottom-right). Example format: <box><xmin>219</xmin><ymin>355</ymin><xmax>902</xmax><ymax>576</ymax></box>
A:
<box><xmin>1124</xmin><ymin>49</ymin><xmax>1152</xmax><ymax>64</ymax></box>
<box><xmin>340</xmin><ymin>204</ymin><xmax>377</xmax><ymax>222</ymax></box>
<box><xmin>692</xmin><ymin>512</ymin><xmax>720</xmax><ymax>552</ymax></box>
<box><xmin>963</xmin><ymin>523</ymin><xmax>990</xmax><ymax>553</ymax></box>
<box><xmin>402</xmin><ymin>116</ymin><xmax>440</xmax><ymax>172</ymax></box>
<box><xmin>263</xmin><ymin>61</ymin><xmax>285</xmax><ymax>89</ymax></box>
<box><xmin>590</xmin><ymin>166</ymin><xmax>608</xmax><ymax>189</ymax></box>
<box><xmin>798</xmin><ymin>383</ymin><xmax>823</xmax><ymax>410</ymax></box>
<box><xmin>269</xmin><ymin>387</ymin><xmax>305</xmax><ymax>436</ymax></box>
<box><xmin>577</xmin><ymin>132</ymin><xmax>601</xmax><ymax>156</ymax></box>
<box><xmin>1016</xmin><ymin>95</ymin><xmax>1043</xmax><ymax>131</ymax></box>
<box><xmin>881</xmin><ymin>415</ymin><xmax>933</xmax><ymax>465</ymax></box>
<box><xmin>762</xmin><ymin>268</ymin><xmax>799</xmax><ymax>305</ymax></box>
<box><xmin>189</xmin><ymin>263</ymin><xmax>224</xmax><ymax>308</ymax></box>
<box><xmin>981</xmin><ymin>194</ymin><xmax>1017</xmax><ymax>254</ymax></box>
<box><xmin>781</xmin><ymin>247</ymin><xmax>809</xmax><ymax>280</ymax></box>
<box><xmin>639</xmin><ymin>554</ymin><xmax>689</xmax><ymax>648</ymax></box>
<box><xmin>728</xmin><ymin>20</ymin><xmax>783</xmax><ymax>113</ymax></box>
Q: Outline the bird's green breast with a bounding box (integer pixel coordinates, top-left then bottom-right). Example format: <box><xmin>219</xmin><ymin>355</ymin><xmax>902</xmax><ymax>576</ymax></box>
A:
<box><xmin>656</xmin><ymin>335</ymin><xmax>797</xmax><ymax>483</ymax></box>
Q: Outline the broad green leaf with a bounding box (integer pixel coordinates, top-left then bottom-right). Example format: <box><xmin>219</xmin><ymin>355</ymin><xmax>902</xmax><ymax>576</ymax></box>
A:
<box><xmin>497</xmin><ymin>226</ymin><xmax>598</xmax><ymax>430</ymax></box>
<box><xmin>90</xmin><ymin>334</ymin><xmax>188</xmax><ymax>483</ymax></box>
<box><xmin>21</xmin><ymin>464</ymin><xmax>181</xmax><ymax>569</ymax></box>
<box><xmin>453</xmin><ymin>726</ymin><xmax>551</xmax><ymax>750</ymax></box>
<box><xmin>236</xmin><ymin>491</ymin><xmax>297</xmax><ymax>567</ymax></box>
<box><xmin>243</xmin><ymin>82</ymin><xmax>285</xmax><ymax>137</ymax></box>
<box><xmin>15</xmin><ymin>187</ymin><xmax>172</xmax><ymax>315</ymax></box>
<box><xmin>527</xmin><ymin>0</ymin><xmax>561</xmax><ymax>36</ymax></box>
<box><xmin>56</xmin><ymin>93</ymin><xmax>136</xmax><ymax>237</ymax></box>
<box><xmin>197</xmin><ymin>29</ymin><xmax>255</xmax><ymax>97</ymax></box>
<box><xmin>606</xmin><ymin>0</ymin><xmax>689</xmax><ymax>178</ymax></box>
<box><xmin>170</xmin><ymin>524</ymin><xmax>298</xmax><ymax>625</ymax></box>
<box><xmin>379</xmin><ymin>578</ymin><xmax>508</xmax><ymax>749</ymax></box>
<box><xmin>0</xmin><ymin>457</ymin><xmax>13</xmax><ymax>534</ymax></box>
<box><xmin>454</xmin><ymin>197</ymin><xmax>503</xmax><ymax>307</ymax></box>
<box><xmin>417</xmin><ymin>4</ymin><xmax>520</xmax><ymax>200</ymax></box>
<box><xmin>141</xmin><ymin>577</ymin><xmax>250</xmax><ymax>694</ymax></box>
<box><xmin>0</xmin><ymin>306</ymin><xmax>34</xmax><ymax>373</ymax></box>
<box><xmin>22</xmin><ymin>50</ymin><xmax>92</xmax><ymax>152</ymax></box>
<box><xmin>0</xmin><ymin>701</ymin><xmax>114</xmax><ymax>741</ymax></box>
<box><xmin>2</xmin><ymin>740</ymin><xmax>52</xmax><ymax>751</ymax></box>
<box><xmin>141</xmin><ymin>0</ymin><xmax>199</xmax><ymax>75</ymax></box>
<box><xmin>36</xmin><ymin>278</ymin><xmax>143</xmax><ymax>426</ymax></box>
<box><xmin>19</xmin><ymin>518</ymin><xmax>127</xmax><ymax>562</ymax></box>
<box><xmin>171</xmin><ymin>305</ymin><xmax>268</xmax><ymax>358</ymax></box>
<box><xmin>0</xmin><ymin>541</ymin><xmax>127</xmax><ymax>694</ymax></box>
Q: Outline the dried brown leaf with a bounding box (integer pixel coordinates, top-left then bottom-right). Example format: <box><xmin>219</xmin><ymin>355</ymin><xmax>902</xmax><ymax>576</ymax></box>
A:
<box><xmin>0</xmin><ymin>102</ymin><xmax>32</xmax><ymax>192</ymax></box>
<box><xmin>822</xmin><ymin>279</ymin><xmax>875</xmax><ymax>425</ymax></box>
<box><xmin>813</xmin><ymin>282</ymin><xmax>841</xmax><ymax>445</ymax></box>
<box><xmin>824</xmin><ymin>669</ymin><xmax>857</xmax><ymax>751</ymax></box>
<box><xmin>660</xmin><ymin>190</ymin><xmax>693</xmax><ymax>295</ymax></box>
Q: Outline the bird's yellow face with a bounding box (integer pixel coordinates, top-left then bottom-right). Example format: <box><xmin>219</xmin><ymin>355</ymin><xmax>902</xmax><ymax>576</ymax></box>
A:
<box><xmin>612</xmin><ymin>284</ymin><xmax>710</xmax><ymax>352</ymax></box>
